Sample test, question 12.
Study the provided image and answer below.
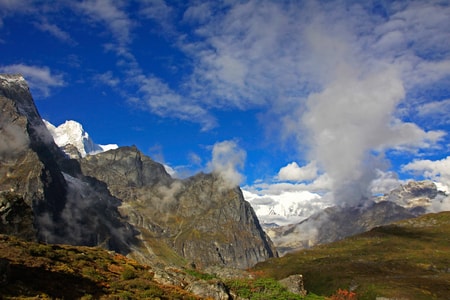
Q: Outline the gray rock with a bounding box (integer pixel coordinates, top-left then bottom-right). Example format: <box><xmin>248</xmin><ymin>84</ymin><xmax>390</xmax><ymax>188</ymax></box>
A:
<box><xmin>278</xmin><ymin>274</ymin><xmax>307</xmax><ymax>296</ymax></box>
<box><xmin>186</xmin><ymin>279</ymin><xmax>230</xmax><ymax>300</ymax></box>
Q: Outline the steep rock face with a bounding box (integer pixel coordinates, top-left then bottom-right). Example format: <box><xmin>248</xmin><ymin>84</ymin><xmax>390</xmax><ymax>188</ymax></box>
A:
<box><xmin>174</xmin><ymin>173</ymin><xmax>277</xmax><ymax>269</ymax></box>
<box><xmin>0</xmin><ymin>74</ymin><xmax>135</xmax><ymax>252</ymax></box>
<box><xmin>79</xmin><ymin>147</ymin><xmax>277</xmax><ymax>269</ymax></box>
<box><xmin>0</xmin><ymin>74</ymin><xmax>66</xmax><ymax>240</ymax></box>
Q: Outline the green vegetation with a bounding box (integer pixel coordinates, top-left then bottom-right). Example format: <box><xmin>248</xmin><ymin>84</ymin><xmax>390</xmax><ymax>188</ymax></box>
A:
<box><xmin>0</xmin><ymin>235</ymin><xmax>197</xmax><ymax>299</ymax></box>
<box><xmin>253</xmin><ymin>211</ymin><xmax>450</xmax><ymax>299</ymax></box>
<box><xmin>1</xmin><ymin>211</ymin><xmax>449</xmax><ymax>299</ymax></box>
<box><xmin>225</xmin><ymin>277</ymin><xmax>323</xmax><ymax>299</ymax></box>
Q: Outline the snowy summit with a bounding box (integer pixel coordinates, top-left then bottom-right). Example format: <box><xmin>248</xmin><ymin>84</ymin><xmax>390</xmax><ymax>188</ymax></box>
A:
<box><xmin>44</xmin><ymin>120</ymin><xmax>118</xmax><ymax>158</ymax></box>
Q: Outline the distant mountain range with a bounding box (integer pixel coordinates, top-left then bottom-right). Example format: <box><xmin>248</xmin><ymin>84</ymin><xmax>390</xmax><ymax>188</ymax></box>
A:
<box><xmin>267</xmin><ymin>180</ymin><xmax>450</xmax><ymax>255</ymax></box>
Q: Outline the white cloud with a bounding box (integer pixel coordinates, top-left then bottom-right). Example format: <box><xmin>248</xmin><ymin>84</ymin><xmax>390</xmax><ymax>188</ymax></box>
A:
<box><xmin>402</xmin><ymin>156</ymin><xmax>450</xmax><ymax>187</ymax></box>
<box><xmin>95</xmin><ymin>71</ymin><xmax>120</xmax><ymax>87</ymax></box>
<box><xmin>208</xmin><ymin>140</ymin><xmax>246</xmax><ymax>188</ymax></box>
<box><xmin>135</xmin><ymin>74</ymin><xmax>217</xmax><ymax>131</ymax></box>
<box><xmin>243</xmin><ymin>188</ymin><xmax>328</xmax><ymax>226</ymax></box>
<box><xmin>245</xmin><ymin>172</ymin><xmax>332</xmax><ymax>197</ymax></box>
<box><xmin>34</xmin><ymin>20</ymin><xmax>76</xmax><ymax>45</ymax></box>
<box><xmin>0</xmin><ymin>0</ymin><xmax>33</xmax><ymax>12</ymax></box>
<box><xmin>369</xmin><ymin>170</ymin><xmax>402</xmax><ymax>196</ymax></box>
<box><xmin>0</xmin><ymin>64</ymin><xmax>65</xmax><ymax>97</ymax></box>
<box><xmin>78</xmin><ymin>0</ymin><xmax>133</xmax><ymax>45</ymax></box>
<box><xmin>278</xmin><ymin>161</ymin><xmax>318</xmax><ymax>182</ymax></box>
<box><xmin>416</xmin><ymin>98</ymin><xmax>450</xmax><ymax>125</ymax></box>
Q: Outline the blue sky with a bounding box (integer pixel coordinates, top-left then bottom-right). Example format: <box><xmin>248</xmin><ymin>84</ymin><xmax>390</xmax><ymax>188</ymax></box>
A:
<box><xmin>1</xmin><ymin>0</ymin><xmax>450</xmax><ymax>205</ymax></box>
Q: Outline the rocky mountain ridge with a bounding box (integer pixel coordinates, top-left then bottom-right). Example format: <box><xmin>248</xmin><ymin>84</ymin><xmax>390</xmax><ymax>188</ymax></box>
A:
<box><xmin>268</xmin><ymin>180</ymin><xmax>450</xmax><ymax>255</ymax></box>
<box><xmin>0</xmin><ymin>74</ymin><xmax>276</xmax><ymax>269</ymax></box>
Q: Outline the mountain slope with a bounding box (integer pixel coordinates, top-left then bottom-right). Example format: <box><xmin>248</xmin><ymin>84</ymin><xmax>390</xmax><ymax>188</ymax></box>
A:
<box><xmin>253</xmin><ymin>211</ymin><xmax>450</xmax><ymax>299</ymax></box>
<box><xmin>267</xmin><ymin>181</ymin><xmax>450</xmax><ymax>255</ymax></box>
<box><xmin>79</xmin><ymin>147</ymin><xmax>277</xmax><ymax>269</ymax></box>
<box><xmin>0</xmin><ymin>74</ymin><xmax>136</xmax><ymax>252</ymax></box>
<box><xmin>0</xmin><ymin>74</ymin><xmax>276</xmax><ymax>269</ymax></box>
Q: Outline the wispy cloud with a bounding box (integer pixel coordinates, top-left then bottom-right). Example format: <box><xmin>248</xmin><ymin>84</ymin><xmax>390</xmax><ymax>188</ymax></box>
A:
<box><xmin>34</xmin><ymin>20</ymin><xmax>76</xmax><ymax>45</ymax></box>
<box><xmin>0</xmin><ymin>64</ymin><xmax>65</xmax><ymax>97</ymax></box>
<box><xmin>77</xmin><ymin>0</ymin><xmax>133</xmax><ymax>46</ymax></box>
<box><xmin>416</xmin><ymin>99</ymin><xmax>450</xmax><ymax>125</ymax></box>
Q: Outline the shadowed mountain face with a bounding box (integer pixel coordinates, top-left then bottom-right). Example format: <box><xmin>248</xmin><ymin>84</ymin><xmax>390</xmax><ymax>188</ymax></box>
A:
<box><xmin>0</xmin><ymin>74</ymin><xmax>67</xmax><ymax>241</ymax></box>
<box><xmin>0</xmin><ymin>74</ymin><xmax>135</xmax><ymax>252</ymax></box>
<box><xmin>0</xmin><ymin>74</ymin><xmax>276</xmax><ymax>269</ymax></box>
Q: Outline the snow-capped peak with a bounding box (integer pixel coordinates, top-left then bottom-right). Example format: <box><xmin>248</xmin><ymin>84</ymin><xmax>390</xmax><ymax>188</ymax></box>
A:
<box><xmin>44</xmin><ymin>120</ymin><xmax>118</xmax><ymax>158</ymax></box>
<box><xmin>243</xmin><ymin>189</ymin><xmax>331</xmax><ymax>227</ymax></box>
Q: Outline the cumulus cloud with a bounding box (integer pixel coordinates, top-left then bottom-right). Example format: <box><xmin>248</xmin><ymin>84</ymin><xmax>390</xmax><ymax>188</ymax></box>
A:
<box><xmin>302</xmin><ymin>65</ymin><xmax>444</xmax><ymax>205</ymax></box>
<box><xmin>0</xmin><ymin>64</ymin><xmax>65</xmax><ymax>97</ymax></box>
<box><xmin>402</xmin><ymin>156</ymin><xmax>450</xmax><ymax>192</ymax></box>
<box><xmin>208</xmin><ymin>140</ymin><xmax>246</xmax><ymax>188</ymax></box>
<box><xmin>278</xmin><ymin>161</ymin><xmax>318</xmax><ymax>182</ymax></box>
<box><xmin>369</xmin><ymin>170</ymin><xmax>403</xmax><ymax>196</ymax></box>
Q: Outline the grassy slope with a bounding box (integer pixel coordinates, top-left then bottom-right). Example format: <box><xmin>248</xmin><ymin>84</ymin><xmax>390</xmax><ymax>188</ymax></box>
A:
<box><xmin>0</xmin><ymin>234</ymin><xmax>314</xmax><ymax>300</ymax></box>
<box><xmin>253</xmin><ymin>211</ymin><xmax>450</xmax><ymax>299</ymax></box>
<box><xmin>0</xmin><ymin>235</ymin><xmax>198</xmax><ymax>299</ymax></box>
<box><xmin>1</xmin><ymin>211</ymin><xmax>449</xmax><ymax>299</ymax></box>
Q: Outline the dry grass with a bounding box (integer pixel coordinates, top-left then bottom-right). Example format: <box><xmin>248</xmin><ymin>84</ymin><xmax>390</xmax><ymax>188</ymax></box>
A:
<box><xmin>0</xmin><ymin>235</ymin><xmax>198</xmax><ymax>299</ymax></box>
<box><xmin>253</xmin><ymin>211</ymin><xmax>450</xmax><ymax>299</ymax></box>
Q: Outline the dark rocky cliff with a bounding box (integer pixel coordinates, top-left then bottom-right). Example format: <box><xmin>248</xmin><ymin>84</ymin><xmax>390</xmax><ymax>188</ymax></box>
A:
<box><xmin>0</xmin><ymin>74</ymin><xmax>67</xmax><ymax>240</ymax></box>
<box><xmin>0</xmin><ymin>75</ymin><xmax>135</xmax><ymax>252</ymax></box>
<box><xmin>0</xmin><ymin>74</ymin><xmax>277</xmax><ymax>269</ymax></box>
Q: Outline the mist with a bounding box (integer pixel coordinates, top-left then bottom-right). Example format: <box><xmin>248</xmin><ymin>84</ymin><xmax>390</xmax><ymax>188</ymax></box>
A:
<box><xmin>208</xmin><ymin>140</ymin><xmax>246</xmax><ymax>189</ymax></box>
<box><xmin>0</xmin><ymin>122</ymin><xmax>29</xmax><ymax>159</ymax></box>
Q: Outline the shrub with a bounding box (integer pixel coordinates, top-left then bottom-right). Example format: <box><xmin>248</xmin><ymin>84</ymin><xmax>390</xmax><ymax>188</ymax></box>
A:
<box><xmin>329</xmin><ymin>288</ymin><xmax>357</xmax><ymax>300</ymax></box>
<box><xmin>121</xmin><ymin>266</ymin><xmax>137</xmax><ymax>280</ymax></box>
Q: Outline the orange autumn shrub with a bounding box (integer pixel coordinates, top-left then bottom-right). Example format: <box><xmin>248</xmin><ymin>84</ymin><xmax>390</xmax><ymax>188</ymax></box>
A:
<box><xmin>329</xmin><ymin>288</ymin><xmax>357</xmax><ymax>300</ymax></box>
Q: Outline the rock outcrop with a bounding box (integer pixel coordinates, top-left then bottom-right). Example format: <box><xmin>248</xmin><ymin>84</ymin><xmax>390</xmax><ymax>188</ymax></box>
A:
<box><xmin>378</xmin><ymin>180</ymin><xmax>446</xmax><ymax>209</ymax></box>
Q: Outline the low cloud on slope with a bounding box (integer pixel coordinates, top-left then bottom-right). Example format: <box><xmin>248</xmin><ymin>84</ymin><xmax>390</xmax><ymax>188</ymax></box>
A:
<box><xmin>208</xmin><ymin>140</ymin><xmax>246</xmax><ymax>189</ymax></box>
